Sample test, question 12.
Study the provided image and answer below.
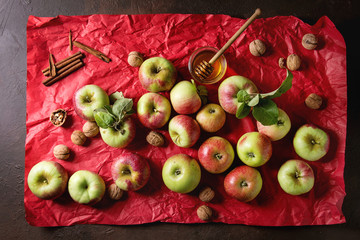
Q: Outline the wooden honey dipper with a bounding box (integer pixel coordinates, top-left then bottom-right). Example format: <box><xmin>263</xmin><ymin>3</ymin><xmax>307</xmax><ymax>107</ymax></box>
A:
<box><xmin>194</xmin><ymin>8</ymin><xmax>261</xmax><ymax>81</ymax></box>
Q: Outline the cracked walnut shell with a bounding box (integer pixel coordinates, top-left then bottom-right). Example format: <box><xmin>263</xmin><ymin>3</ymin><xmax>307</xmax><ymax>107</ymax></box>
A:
<box><xmin>50</xmin><ymin>109</ymin><xmax>67</xmax><ymax>127</ymax></box>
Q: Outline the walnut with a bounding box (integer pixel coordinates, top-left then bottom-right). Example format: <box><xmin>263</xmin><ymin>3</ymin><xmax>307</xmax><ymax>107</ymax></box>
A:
<box><xmin>278</xmin><ymin>57</ymin><xmax>286</xmax><ymax>69</ymax></box>
<box><xmin>249</xmin><ymin>39</ymin><xmax>266</xmax><ymax>56</ymax></box>
<box><xmin>146</xmin><ymin>131</ymin><xmax>165</xmax><ymax>147</ymax></box>
<box><xmin>302</xmin><ymin>33</ymin><xmax>318</xmax><ymax>50</ymax></box>
<box><xmin>286</xmin><ymin>54</ymin><xmax>301</xmax><ymax>71</ymax></box>
<box><xmin>108</xmin><ymin>183</ymin><xmax>124</xmax><ymax>200</ymax></box>
<box><xmin>82</xmin><ymin>121</ymin><xmax>99</xmax><ymax>137</ymax></box>
<box><xmin>305</xmin><ymin>93</ymin><xmax>323</xmax><ymax>109</ymax></box>
<box><xmin>197</xmin><ymin>205</ymin><xmax>213</xmax><ymax>221</ymax></box>
<box><xmin>50</xmin><ymin>109</ymin><xmax>67</xmax><ymax>127</ymax></box>
<box><xmin>128</xmin><ymin>51</ymin><xmax>143</xmax><ymax>67</ymax></box>
<box><xmin>53</xmin><ymin>144</ymin><xmax>70</xmax><ymax>160</ymax></box>
<box><xmin>71</xmin><ymin>130</ymin><xmax>87</xmax><ymax>145</ymax></box>
<box><xmin>199</xmin><ymin>186</ymin><xmax>215</xmax><ymax>202</ymax></box>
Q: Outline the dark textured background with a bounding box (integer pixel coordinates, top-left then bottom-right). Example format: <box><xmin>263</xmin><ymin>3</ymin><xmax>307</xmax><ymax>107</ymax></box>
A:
<box><xmin>0</xmin><ymin>0</ymin><xmax>359</xmax><ymax>239</ymax></box>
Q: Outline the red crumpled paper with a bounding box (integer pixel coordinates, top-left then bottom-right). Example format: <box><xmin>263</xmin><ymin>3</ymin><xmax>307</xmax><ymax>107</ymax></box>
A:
<box><xmin>25</xmin><ymin>14</ymin><xmax>346</xmax><ymax>226</ymax></box>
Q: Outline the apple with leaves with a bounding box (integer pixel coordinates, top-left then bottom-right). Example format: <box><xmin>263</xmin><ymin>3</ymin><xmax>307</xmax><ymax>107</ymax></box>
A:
<box><xmin>170</xmin><ymin>80</ymin><xmax>208</xmax><ymax>115</ymax></box>
<box><xmin>228</xmin><ymin>70</ymin><xmax>293</xmax><ymax>126</ymax></box>
<box><xmin>218</xmin><ymin>75</ymin><xmax>258</xmax><ymax>115</ymax></box>
<box><xmin>137</xmin><ymin>92</ymin><xmax>171</xmax><ymax>129</ymax></box>
<box><xmin>138</xmin><ymin>57</ymin><xmax>177</xmax><ymax>92</ymax></box>
<box><xmin>277</xmin><ymin>159</ymin><xmax>315</xmax><ymax>195</ymax></box>
<box><xmin>237</xmin><ymin>132</ymin><xmax>272</xmax><ymax>167</ymax></box>
<box><xmin>73</xmin><ymin>84</ymin><xmax>110</xmax><ymax>121</ymax></box>
<box><xmin>293</xmin><ymin>124</ymin><xmax>330</xmax><ymax>161</ymax></box>
<box><xmin>224</xmin><ymin>165</ymin><xmax>262</xmax><ymax>202</ymax></box>
<box><xmin>257</xmin><ymin>108</ymin><xmax>291</xmax><ymax>141</ymax></box>
<box><xmin>94</xmin><ymin>92</ymin><xmax>136</xmax><ymax>148</ymax></box>
<box><xmin>168</xmin><ymin>115</ymin><xmax>200</xmax><ymax>148</ymax></box>
<box><xmin>196</xmin><ymin>103</ymin><xmax>226</xmax><ymax>132</ymax></box>
<box><xmin>27</xmin><ymin>161</ymin><xmax>68</xmax><ymax>200</ymax></box>
<box><xmin>198</xmin><ymin>136</ymin><xmax>234</xmax><ymax>174</ymax></box>
<box><xmin>111</xmin><ymin>152</ymin><xmax>151</xmax><ymax>191</ymax></box>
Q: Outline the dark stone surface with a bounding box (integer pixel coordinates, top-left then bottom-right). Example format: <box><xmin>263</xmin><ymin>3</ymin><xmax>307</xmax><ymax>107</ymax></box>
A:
<box><xmin>0</xmin><ymin>0</ymin><xmax>359</xmax><ymax>239</ymax></box>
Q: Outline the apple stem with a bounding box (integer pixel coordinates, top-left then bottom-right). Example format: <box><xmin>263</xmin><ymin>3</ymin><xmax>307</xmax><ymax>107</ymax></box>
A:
<box><xmin>175</xmin><ymin>170</ymin><xmax>181</xmax><ymax>175</ymax></box>
<box><xmin>295</xmin><ymin>171</ymin><xmax>300</xmax><ymax>178</ymax></box>
<box><xmin>121</xmin><ymin>169</ymin><xmax>131</xmax><ymax>175</ymax></box>
<box><xmin>247</xmin><ymin>152</ymin><xmax>255</xmax><ymax>158</ymax></box>
<box><xmin>277</xmin><ymin>120</ymin><xmax>284</xmax><ymax>126</ymax></box>
<box><xmin>240</xmin><ymin>181</ymin><xmax>248</xmax><ymax>187</ymax></box>
<box><xmin>311</xmin><ymin>139</ymin><xmax>317</xmax><ymax>145</ymax></box>
<box><xmin>214</xmin><ymin>153</ymin><xmax>222</xmax><ymax>160</ymax></box>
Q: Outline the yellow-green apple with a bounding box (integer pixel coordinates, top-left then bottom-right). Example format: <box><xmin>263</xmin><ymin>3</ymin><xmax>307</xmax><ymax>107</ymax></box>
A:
<box><xmin>170</xmin><ymin>80</ymin><xmax>202</xmax><ymax>114</ymax></box>
<box><xmin>256</xmin><ymin>108</ymin><xmax>291</xmax><ymax>141</ymax></box>
<box><xmin>73</xmin><ymin>84</ymin><xmax>110</xmax><ymax>121</ymax></box>
<box><xmin>111</xmin><ymin>152</ymin><xmax>151</xmax><ymax>191</ymax></box>
<box><xmin>27</xmin><ymin>161</ymin><xmax>68</xmax><ymax>200</ymax></box>
<box><xmin>293</xmin><ymin>124</ymin><xmax>330</xmax><ymax>161</ymax></box>
<box><xmin>277</xmin><ymin>159</ymin><xmax>315</xmax><ymax>195</ymax></box>
<box><xmin>237</xmin><ymin>132</ymin><xmax>272</xmax><ymax>167</ymax></box>
<box><xmin>99</xmin><ymin>117</ymin><xmax>136</xmax><ymax>148</ymax></box>
<box><xmin>68</xmin><ymin>170</ymin><xmax>106</xmax><ymax>205</ymax></box>
<box><xmin>224</xmin><ymin>165</ymin><xmax>263</xmax><ymax>202</ymax></box>
<box><xmin>162</xmin><ymin>154</ymin><xmax>201</xmax><ymax>193</ymax></box>
<box><xmin>218</xmin><ymin>75</ymin><xmax>258</xmax><ymax>114</ymax></box>
<box><xmin>168</xmin><ymin>115</ymin><xmax>200</xmax><ymax>148</ymax></box>
<box><xmin>137</xmin><ymin>93</ymin><xmax>171</xmax><ymax>129</ymax></box>
<box><xmin>198</xmin><ymin>136</ymin><xmax>234</xmax><ymax>174</ymax></box>
<box><xmin>138</xmin><ymin>57</ymin><xmax>177</xmax><ymax>92</ymax></box>
<box><xmin>196</xmin><ymin>103</ymin><xmax>226</xmax><ymax>132</ymax></box>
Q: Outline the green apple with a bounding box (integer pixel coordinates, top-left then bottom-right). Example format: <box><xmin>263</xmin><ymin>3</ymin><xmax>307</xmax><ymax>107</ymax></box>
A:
<box><xmin>277</xmin><ymin>159</ymin><xmax>315</xmax><ymax>195</ymax></box>
<box><xmin>256</xmin><ymin>108</ymin><xmax>291</xmax><ymax>141</ymax></box>
<box><xmin>162</xmin><ymin>154</ymin><xmax>201</xmax><ymax>193</ymax></box>
<box><xmin>68</xmin><ymin>170</ymin><xmax>106</xmax><ymax>205</ymax></box>
<box><xmin>73</xmin><ymin>84</ymin><xmax>110</xmax><ymax>121</ymax></box>
<box><xmin>27</xmin><ymin>161</ymin><xmax>68</xmax><ymax>200</ymax></box>
<box><xmin>138</xmin><ymin>57</ymin><xmax>177</xmax><ymax>92</ymax></box>
<box><xmin>99</xmin><ymin>117</ymin><xmax>136</xmax><ymax>148</ymax></box>
<box><xmin>237</xmin><ymin>132</ymin><xmax>272</xmax><ymax>167</ymax></box>
<box><xmin>293</xmin><ymin>124</ymin><xmax>330</xmax><ymax>161</ymax></box>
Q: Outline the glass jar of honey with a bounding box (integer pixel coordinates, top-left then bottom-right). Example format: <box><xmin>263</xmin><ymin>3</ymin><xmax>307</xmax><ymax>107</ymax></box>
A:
<box><xmin>188</xmin><ymin>46</ymin><xmax>227</xmax><ymax>84</ymax></box>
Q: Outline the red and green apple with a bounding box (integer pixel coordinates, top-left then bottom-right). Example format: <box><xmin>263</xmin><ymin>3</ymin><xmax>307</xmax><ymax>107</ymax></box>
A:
<box><xmin>196</xmin><ymin>103</ymin><xmax>226</xmax><ymax>132</ymax></box>
<box><xmin>168</xmin><ymin>115</ymin><xmax>200</xmax><ymax>148</ymax></box>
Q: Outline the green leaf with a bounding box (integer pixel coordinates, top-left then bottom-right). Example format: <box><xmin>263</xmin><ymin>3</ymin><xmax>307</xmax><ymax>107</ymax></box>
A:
<box><xmin>248</xmin><ymin>94</ymin><xmax>260</xmax><ymax>107</ymax></box>
<box><xmin>236</xmin><ymin>102</ymin><xmax>251</xmax><ymax>119</ymax></box>
<box><xmin>94</xmin><ymin>111</ymin><xmax>116</xmax><ymax>129</ymax></box>
<box><xmin>109</xmin><ymin>91</ymin><xmax>124</xmax><ymax>104</ymax></box>
<box><xmin>112</xmin><ymin>96</ymin><xmax>133</xmax><ymax>117</ymax></box>
<box><xmin>237</xmin><ymin>90</ymin><xmax>250</xmax><ymax>103</ymax></box>
<box><xmin>260</xmin><ymin>69</ymin><xmax>293</xmax><ymax>99</ymax></box>
<box><xmin>252</xmin><ymin>99</ymin><xmax>279</xmax><ymax>125</ymax></box>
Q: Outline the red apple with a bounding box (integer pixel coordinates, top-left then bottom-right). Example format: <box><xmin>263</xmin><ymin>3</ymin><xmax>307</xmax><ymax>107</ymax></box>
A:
<box><xmin>196</xmin><ymin>103</ymin><xmax>226</xmax><ymax>132</ymax></box>
<box><xmin>168</xmin><ymin>115</ymin><xmax>200</xmax><ymax>148</ymax></box>
<box><xmin>137</xmin><ymin>92</ymin><xmax>171</xmax><ymax>129</ymax></box>
<box><xmin>111</xmin><ymin>152</ymin><xmax>151</xmax><ymax>191</ymax></box>
<box><xmin>170</xmin><ymin>80</ymin><xmax>202</xmax><ymax>114</ymax></box>
<box><xmin>224</xmin><ymin>165</ymin><xmax>263</xmax><ymax>202</ymax></box>
<box><xmin>198</xmin><ymin>136</ymin><xmax>235</xmax><ymax>174</ymax></box>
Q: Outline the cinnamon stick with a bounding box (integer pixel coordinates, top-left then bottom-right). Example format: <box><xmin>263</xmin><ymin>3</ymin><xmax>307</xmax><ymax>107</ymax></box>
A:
<box><xmin>73</xmin><ymin>40</ymin><xmax>111</xmax><ymax>63</ymax></box>
<box><xmin>49</xmin><ymin>53</ymin><xmax>57</xmax><ymax>77</ymax></box>
<box><xmin>42</xmin><ymin>51</ymin><xmax>83</xmax><ymax>75</ymax></box>
<box><xmin>43</xmin><ymin>59</ymin><xmax>84</xmax><ymax>86</ymax></box>
<box><xmin>69</xmin><ymin>30</ymin><xmax>73</xmax><ymax>51</ymax></box>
